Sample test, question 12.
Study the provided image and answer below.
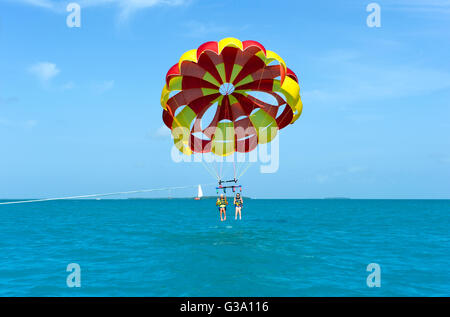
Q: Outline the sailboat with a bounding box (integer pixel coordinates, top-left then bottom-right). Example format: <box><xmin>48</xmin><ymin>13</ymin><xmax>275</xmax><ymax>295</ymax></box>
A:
<box><xmin>194</xmin><ymin>184</ymin><xmax>203</xmax><ymax>200</ymax></box>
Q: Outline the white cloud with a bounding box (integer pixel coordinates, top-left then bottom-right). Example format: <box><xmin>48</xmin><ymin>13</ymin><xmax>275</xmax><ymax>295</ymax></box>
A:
<box><xmin>155</xmin><ymin>124</ymin><xmax>172</xmax><ymax>137</ymax></box>
<box><xmin>24</xmin><ymin>119</ymin><xmax>38</xmax><ymax>129</ymax></box>
<box><xmin>386</xmin><ymin>0</ymin><xmax>450</xmax><ymax>14</ymax></box>
<box><xmin>183</xmin><ymin>20</ymin><xmax>231</xmax><ymax>38</ymax></box>
<box><xmin>304</xmin><ymin>50</ymin><xmax>450</xmax><ymax>106</ymax></box>
<box><xmin>10</xmin><ymin>0</ymin><xmax>188</xmax><ymax>20</ymax></box>
<box><xmin>29</xmin><ymin>62</ymin><xmax>60</xmax><ymax>82</ymax></box>
<box><xmin>14</xmin><ymin>0</ymin><xmax>58</xmax><ymax>10</ymax></box>
<box><xmin>315</xmin><ymin>174</ymin><xmax>330</xmax><ymax>184</ymax></box>
<box><xmin>0</xmin><ymin>118</ymin><xmax>38</xmax><ymax>129</ymax></box>
<box><xmin>61</xmin><ymin>81</ymin><xmax>75</xmax><ymax>90</ymax></box>
<box><xmin>92</xmin><ymin>80</ymin><xmax>115</xmax><ymax>93</ymax></box>
<box><xmin>113</xmin><ymin>0</ymin><xmax>187</xmax><ymax>21</ymax></box>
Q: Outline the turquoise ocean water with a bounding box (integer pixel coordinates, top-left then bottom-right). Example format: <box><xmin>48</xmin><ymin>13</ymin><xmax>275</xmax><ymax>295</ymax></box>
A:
<box><xmin>0</xmin><ymin>199</ymin><xmax>448</xmax><ymax>296</ymax></box>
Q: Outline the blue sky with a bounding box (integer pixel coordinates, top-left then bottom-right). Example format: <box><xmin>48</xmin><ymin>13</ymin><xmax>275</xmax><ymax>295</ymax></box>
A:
<box><xmin>0</xmin><ymin>0</ymin><xmax>449</xmax><ymax>199</ymax></box>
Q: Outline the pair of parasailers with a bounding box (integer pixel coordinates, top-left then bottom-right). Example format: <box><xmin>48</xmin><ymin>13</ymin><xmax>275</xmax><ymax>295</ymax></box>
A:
<box><xmin>216</xmin><ymin>193</ymin><xmax>243</xmax><ymax>221</ymax></box>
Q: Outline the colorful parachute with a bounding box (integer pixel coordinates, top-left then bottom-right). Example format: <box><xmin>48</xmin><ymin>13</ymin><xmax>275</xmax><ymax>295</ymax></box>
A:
<box><xmin>161</xmin><ymin>37</ymin><xmax>302</xmax><ymax>157</ymax></box>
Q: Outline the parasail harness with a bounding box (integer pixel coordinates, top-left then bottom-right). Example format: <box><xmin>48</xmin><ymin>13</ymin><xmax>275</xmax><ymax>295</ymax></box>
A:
<box><xmin>216</xmin><ymin>178</ymin><xmax>242</xmax><ymax>194</ymax></box>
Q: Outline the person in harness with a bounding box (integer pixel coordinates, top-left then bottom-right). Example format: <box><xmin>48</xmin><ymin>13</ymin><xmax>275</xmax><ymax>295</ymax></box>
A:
<box><xmin>234</xmin><ymin>192</ymin><xmax>243</xmax><ymax>220</ymax></box>
<box><xmin>216</xmin><ymin>193</ymin><xmax>228</xmax><ymax>221</ymax></box>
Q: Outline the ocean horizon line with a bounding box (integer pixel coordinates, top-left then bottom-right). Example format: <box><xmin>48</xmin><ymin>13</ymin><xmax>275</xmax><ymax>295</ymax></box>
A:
<box><xmin>1</xmin><ymin>197</ymin><xmax>450</xmax><ymax>201</ymax></box>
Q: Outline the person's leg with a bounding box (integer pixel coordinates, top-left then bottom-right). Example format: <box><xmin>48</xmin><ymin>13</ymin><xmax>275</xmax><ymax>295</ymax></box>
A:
<box><xmin>238</xmin><ymin>207</ymin><xmax>242</xmax><ymax>220</ymax></box>
<box><xmin>220</xmin><ymin>209</ymin><xmax>224</xmax><ymax>221</ymax></box>
<box><xmin>235</xmin><ymin>207</ymin><xmax>238</xmax><ymax>220</ymax></box>
<box><xmin>224</xmin><ymin>208</ymin><xmax>226</xmax><ymax>221</ymax></box>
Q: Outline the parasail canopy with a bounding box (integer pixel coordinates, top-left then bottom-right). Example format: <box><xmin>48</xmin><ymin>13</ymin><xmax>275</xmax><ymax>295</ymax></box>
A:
<box><xmin>161</xmin><ymin>37</ymin><xmax>303</xmax><ymax>157</ymax></box>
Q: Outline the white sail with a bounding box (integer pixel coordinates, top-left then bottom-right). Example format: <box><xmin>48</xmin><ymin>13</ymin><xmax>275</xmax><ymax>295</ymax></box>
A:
<box><xmin>197</xmin><ymin>185</ymin><xmax>203</xmax><ymax>198</ymax></box>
